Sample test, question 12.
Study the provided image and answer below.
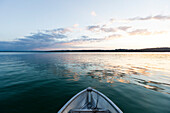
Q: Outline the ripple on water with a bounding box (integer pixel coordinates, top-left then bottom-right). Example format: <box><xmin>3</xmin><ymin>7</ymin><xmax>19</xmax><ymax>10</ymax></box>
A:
<box><xmin>0</xmin><ymin>53</ymin><xmax>170</xmax><ymax>113</ymax></box>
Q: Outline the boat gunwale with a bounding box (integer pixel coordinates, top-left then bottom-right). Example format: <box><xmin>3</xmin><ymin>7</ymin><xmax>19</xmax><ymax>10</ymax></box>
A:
<box><xmin>58</xmin><ymin>89</ymin><xmax>87</xmax><ymax>113</ymax></box>
<box><xmin>92</xmin><ymin>88</ymin><xmax>123</xmax><ymax>113</ymax></box>
<box><xmin>58</xmin><ymin>87</ymin><xmax>123</xmax><ymax>113</ymax></box>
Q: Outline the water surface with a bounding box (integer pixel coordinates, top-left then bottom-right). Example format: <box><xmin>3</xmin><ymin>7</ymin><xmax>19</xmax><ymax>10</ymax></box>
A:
<box><xmin>0</xmin><ymin>52</ymin><xmax>170</xmax><ymax>113</ymax></box>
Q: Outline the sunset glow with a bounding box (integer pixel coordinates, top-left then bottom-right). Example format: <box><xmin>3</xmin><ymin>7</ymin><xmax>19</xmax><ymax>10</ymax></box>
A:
<box><xmin>0</xmin><ymin>0</ymin><xmax>170</xmax><ymax>50</ymax></box>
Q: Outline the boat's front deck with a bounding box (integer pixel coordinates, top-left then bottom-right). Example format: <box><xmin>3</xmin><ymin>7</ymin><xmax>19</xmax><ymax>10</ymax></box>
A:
<box><xmin>69</xmin><ymin>108</ymin><xmax>110</xmax><ymax>113</ymax></box>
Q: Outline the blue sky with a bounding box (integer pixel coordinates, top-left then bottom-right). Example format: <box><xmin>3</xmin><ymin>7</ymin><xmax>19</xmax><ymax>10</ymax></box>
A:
<box><xmin>0</xmin><ymin>0</ymin><xmax>170</xmax><ymax>50</ymax></box>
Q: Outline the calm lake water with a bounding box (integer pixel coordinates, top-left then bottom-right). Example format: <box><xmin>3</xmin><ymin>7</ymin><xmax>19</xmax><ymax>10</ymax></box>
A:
<box><xmin>0</xmin><ymin>52</ymin><xmax>170</xmax><ymax>113</ymax></box>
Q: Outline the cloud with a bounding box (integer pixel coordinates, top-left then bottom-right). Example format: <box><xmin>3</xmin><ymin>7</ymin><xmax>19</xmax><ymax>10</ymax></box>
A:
<box><xmin>62</xmin><ymin>36</ymin><xmax>103</xmax><ymax>46</ymax></box>
<box><xmin>128</xmin><ymin>29</ymin><xmax>151</xmax><ymax>35</ymax></box>
<box><xmin>0</xmin><ymin>41</ymin><xmax>14</xmax><ymax>50</ymax></box>
<box><xmin>91</xmin><ymin>11</ymin><xmax>97</xmax><ymax>16</ymax></box>
<box><xmin>0</xmin><ymin>28</ymin><xmax>104</xmax><ymax>50</ymax></box>
<box><xmin>100</xmin><ymin>27</ymin><xmax>116</xmax><ymax>32</ymax></box>
<box><xmin>87</xmin><ymin>25</ymin><xmax>100</xmax><ymax>31</ymax></box>
<box><xmin>71</xmin><ymin>35</ymin><xmax>102</xmax><ymax>43</ymax></box>
<box><xmin>1</xmin><ymin>14</ymin><xmax>169</xmax><ymax>51</ymax></box>
<box><xmin>118</xmin><ymin>26</ymin><xmax>131</xmax><ymax>31</ymax></box>
<box><xmin>128</xmin><ymin>29</ymin><xmax>166</xmax><ymax>36</ymax></box>
<box><xmin>129</xmin><ymin>15</ymin><xmax>170</xmax><ymax>21</ymax></box>
<box><xmin>70</xmin><ymin>38</ymin><xmax>100</xmax><ymax>43</ymax></box>
<box><xmin>108</xmin><ymin>15</ymin><xmax>170</xmax><ymax>23</ymax></box>
<box><xmin>87</xmin><ymin>25</ymin><xmax>116</xmax><ymax>33</ymax></box>
<box><xmin>27</xmin><ymin>32</ymin><xmax>67</xmax><ymax>40</ymax></box>
<box><xmin>46</xmin><ymin>28</ymin><xmax>72</xmax><ymax>34</ymax></box>
<box><xmin>72</xmin><ymin>34</ymin><xmax>122</xmax><ymax>44</ymax></box>
<box><xmin>153</xmin><ymin>15</ymin><xmax>170</xmax><ymax>20</ymax></box>
<box><xmin>105</xmin><ymin>34</ymin><xmax>122</xmax><ymax>40</ymax></box>
<box><xmin>0</xmin><ymin>29</ymin><xmax>70</xmax><ymax>50</ymax></box>
<box><xmin>81</xmin><ymin>35</ymin><xmax>89</xmax><ymax>38</ymax></box>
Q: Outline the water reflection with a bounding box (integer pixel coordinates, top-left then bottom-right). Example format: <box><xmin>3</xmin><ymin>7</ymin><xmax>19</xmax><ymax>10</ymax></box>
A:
<box><xmin>1</xmin><ymin>53</ymin><xmax>170</xmax><ymax>94</ymax></box>
<box><xmin>55</xmin><ymin>53</ymin><xmax>170</xmax><ymax>94</ymax></box>
<box><xmin>64</xmin><ymin>70</ymin><xmax>80</xmax><ymax>81</ymax></box>
<box><xmin>86</xmin><ymin>66</ymin><xmax>170</xmax><ymax>94</ymax></box>
<box><xmin>1</xmin><ymin>52</ymin><xmax>170</xmax><ymax>113</ymax></box>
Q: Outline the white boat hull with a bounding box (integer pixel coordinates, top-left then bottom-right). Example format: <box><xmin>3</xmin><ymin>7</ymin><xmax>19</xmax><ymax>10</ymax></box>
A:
<box><xmin>58</xmin><ymin>87</ymin><xmax>123</xmax><ymax>113</ymax></box>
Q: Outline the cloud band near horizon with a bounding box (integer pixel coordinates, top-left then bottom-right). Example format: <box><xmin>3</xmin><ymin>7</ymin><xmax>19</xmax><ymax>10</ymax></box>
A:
<box><xmin>0</xmin><ymin>15</ymin><xmax>170</xmax><ymax>51</ymax></box>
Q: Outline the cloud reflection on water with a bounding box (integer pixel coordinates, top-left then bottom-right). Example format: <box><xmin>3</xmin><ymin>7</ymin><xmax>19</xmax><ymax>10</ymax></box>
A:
<box><xmin>57</xmin><ymin>53</ymin><xmax>170</xmax><ymax>94</ymax></box>
<box><xmin>5</xmin><ymin>53</ymin><xmax>169</xmax><ymax>94</ymax></box>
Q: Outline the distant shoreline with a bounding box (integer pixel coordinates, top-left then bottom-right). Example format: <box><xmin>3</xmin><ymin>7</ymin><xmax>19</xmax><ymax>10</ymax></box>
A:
<box><xmin>0</xmin><ymin>48</ymin><xmax>170</xmax><ymax>52</ymax></box>
<box><xmin>0</xmin><ymin>49</ymin><xmax>170</xmax><ymax>52</ymax></box>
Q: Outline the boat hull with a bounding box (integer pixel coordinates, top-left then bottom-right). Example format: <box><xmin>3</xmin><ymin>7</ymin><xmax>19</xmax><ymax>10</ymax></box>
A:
<box><xmin>58</xmin><ymin>87</ymin><xmax>123</xmax><ymax>113</ymax></box>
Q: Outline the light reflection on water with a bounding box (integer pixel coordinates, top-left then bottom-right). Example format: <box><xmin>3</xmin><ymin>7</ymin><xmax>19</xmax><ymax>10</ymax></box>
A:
<box><xmin>50</xmin><ymin>53</ymin><xmax>170</xmax><ymax>94</ymax></box>
<box><xmin>0</xmin><ymin>52</ymin><xmax>170</xmax><ymax>94</ymax></box>
<box><xmin>0</xmin><ymin>52</ymin><xmax>170</xmax><ymax>113</ymax></box>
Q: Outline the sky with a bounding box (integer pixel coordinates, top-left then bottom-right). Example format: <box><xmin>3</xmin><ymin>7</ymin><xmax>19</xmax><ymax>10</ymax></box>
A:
<box><xmin>0</xmin><ymin>0</ymin><xmax>170</xmax><ymax>50</ymax></box>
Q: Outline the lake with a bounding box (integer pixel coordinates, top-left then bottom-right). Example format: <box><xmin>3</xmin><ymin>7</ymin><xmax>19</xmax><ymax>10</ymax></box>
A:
<box><xmin>0</xmin><ymin>52</ymin><xmax>170</xmax><ymax>113</ymax></box>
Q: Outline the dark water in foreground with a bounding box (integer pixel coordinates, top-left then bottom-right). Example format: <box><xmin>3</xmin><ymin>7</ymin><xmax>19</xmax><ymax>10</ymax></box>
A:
<box><xmin>0</xmin><ymin>52</ymin><xmax>170</xmax><ymax>113</ymax></box>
